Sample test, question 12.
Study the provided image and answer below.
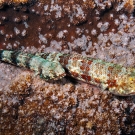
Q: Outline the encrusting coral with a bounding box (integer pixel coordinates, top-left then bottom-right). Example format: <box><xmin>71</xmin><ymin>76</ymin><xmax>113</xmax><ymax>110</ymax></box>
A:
<box><xmin>0</xmin><ymin>63</ymin><xmax>135</xmax><ymax>135</ymax></box>
<box><xmin>0</xmin><ymin>0</ymin><xmax>31</xmax><ymax>4</ymax></box>
<box><xmin>0</xmin><ymin>0</ymin><xmax>135</xmax><ymax>67</ymax></box>
<box><xmin>0</xmin><ymin>0</ymin><xmax>135</xmax><ymax>135</ymax></box>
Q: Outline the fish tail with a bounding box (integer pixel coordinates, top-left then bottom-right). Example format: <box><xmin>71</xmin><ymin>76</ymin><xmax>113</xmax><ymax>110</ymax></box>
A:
<box><xmin>0</xmin><ymin>50</ymin><xmax>4</xmax><ymax>60</ymax></box>
<box><xmin>0</xmin><ymin>50</ymin><xmax>17</xmax><ymax>64</ymax></box>
<box><xmin>0</xmin><ymin>50</ymin><xmax>33</xmax><ymax>68</ymax></box>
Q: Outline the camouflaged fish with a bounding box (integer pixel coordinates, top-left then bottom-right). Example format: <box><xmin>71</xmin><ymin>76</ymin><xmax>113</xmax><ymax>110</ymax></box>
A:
<box><xmin>0</xmin><ymin>50</ymin><xmax>66</xmax><ymax>80</ymax></box>
<box><xmin>39</xmin><ymin>53</ymin><xmax>135</xmax><ymax>96</ymax></box>
<box><xmin>0</xmin><ymin>50</ymin><xmax>135</xmax><ymax>96</ymax></box>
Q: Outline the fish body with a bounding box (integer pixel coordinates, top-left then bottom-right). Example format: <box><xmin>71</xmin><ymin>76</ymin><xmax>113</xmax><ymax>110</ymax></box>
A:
<box><xmin>0</xmin><ymin>50</ymin><xmax>66</xmax><ymax>80</ymax></box>
<box><xmin>43</xmin><ymin>53</ymin><xmax>135</xmax><ymax>96</ymax></box>
<box><xmin>0</xmin><ymin>50</ymin><xmax>135</xmax><ymax>96</ymax></box>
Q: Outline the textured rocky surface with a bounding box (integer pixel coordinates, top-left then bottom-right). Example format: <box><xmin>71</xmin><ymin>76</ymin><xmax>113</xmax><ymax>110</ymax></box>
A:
<box><xmin>0</xmin><ymin>0</ymin><xmax>135</xmax><ymax>135</ymax></box>
<box><xmin>0</xmin><ymin>63</ymin><xmax>135</xmax><ymax>135</ymax></box>
<box><xmin>0</xmin><ymin>0</ymin><xmax>135</xmax><ymax>67</ymax></box>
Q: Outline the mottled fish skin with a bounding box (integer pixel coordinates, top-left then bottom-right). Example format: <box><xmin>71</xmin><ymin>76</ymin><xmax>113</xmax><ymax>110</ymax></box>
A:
<box><xmin>43</xmin><ymin>53</ymin><xmax>135</xmax><ymax>96</ymax></box>
<box><xmin>0</xmin><ymin>50</ymin><xmax>66</xmax><ymax>81</ymax></box>
<box><xmin>1</xmin><ymin>50</ymin><xmax>135</xmax><ymax>96</ymax></box>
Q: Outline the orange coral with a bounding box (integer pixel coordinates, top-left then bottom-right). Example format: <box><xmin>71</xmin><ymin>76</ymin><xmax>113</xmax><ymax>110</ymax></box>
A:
<box><xmin>0</xmin><ymin>63</ymin><xmax>135</xmax><ymax>134</ymax></box>
<box><xmin>124</xmin><ymin>0</ymin><xmax>134</xmax><ymax>13</ymax></box>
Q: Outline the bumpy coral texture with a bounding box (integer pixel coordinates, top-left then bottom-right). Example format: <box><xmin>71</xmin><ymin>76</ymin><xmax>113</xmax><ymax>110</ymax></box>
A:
<box><xmin>0</xmin><ymin>63</ymin><xmax>135</xmax><ymax>135</ymax></box>
<box><xmin>0</xmin><ymin>0</ymin><xmax>135</xmax><ymax>135</ymax></box>
<box><xmin>0</xmin><ymin>0</ymin><xmax>135</xmax><ymax>67</ymax></box>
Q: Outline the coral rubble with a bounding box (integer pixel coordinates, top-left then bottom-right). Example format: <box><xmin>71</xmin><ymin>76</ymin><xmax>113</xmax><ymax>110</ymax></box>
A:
<box><xmin>0</xmin><ymin>0</ymin><xmax>135</xmax><ymax>135</ymax></box>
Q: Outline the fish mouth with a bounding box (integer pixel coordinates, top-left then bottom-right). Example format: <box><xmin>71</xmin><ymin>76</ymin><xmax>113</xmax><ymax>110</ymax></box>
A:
<box><xmin>53</xmin><ymin>73</ymin><xmax>66</xmax><ymax>81</ymax></box>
